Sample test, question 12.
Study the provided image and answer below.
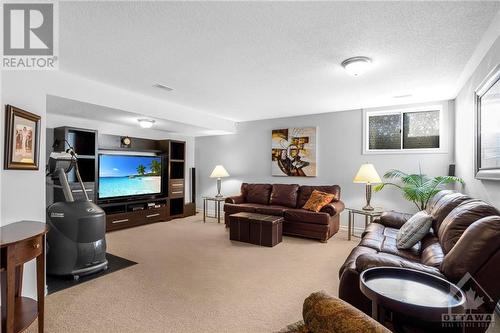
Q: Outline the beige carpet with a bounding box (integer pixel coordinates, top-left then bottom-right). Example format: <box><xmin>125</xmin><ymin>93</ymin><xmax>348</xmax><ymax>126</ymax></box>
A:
<box><xmin>29</xmin><ymin>215</ymin><xmax>357</xmax><ymax>333</ymax></box>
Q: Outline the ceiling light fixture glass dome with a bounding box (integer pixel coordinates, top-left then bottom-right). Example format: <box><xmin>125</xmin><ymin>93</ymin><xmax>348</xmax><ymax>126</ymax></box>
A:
<box><xmin>138</xmin><ymin>119</ymin><xmax>155</xmax><ymax>128</ymax></box>
<box><xmin>341</xmin><ymin>56</ymin><xmax>373</xmax><ymax>77</ymax></box>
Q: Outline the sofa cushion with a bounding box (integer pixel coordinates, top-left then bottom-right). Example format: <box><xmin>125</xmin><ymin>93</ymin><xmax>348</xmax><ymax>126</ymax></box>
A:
<box><xmin>297</xmin><ymin>185</ymin><xmax>340</xmax><ymax>208</ymax></box>
<box><xmin>361</xmin><ymin>224</ymin><xmax>397</xmax><ymax>248</ymax></box>
<box><xmin>320</xmin><ymin>201</ymin><xmax>345</xmax><ymax>217</ymax></box>
<box><xmin>441</xmin><ymin>216</ymin><xmax>500</xmax><ymax>281</ymax></box>
<box><xmin>362</xmin><ymin>222</ymin><xmax>385</xmax><ymax>238</ymax></box>
<box><xmin>429</xmin><ymin>192</ymin><xmax>470</xmax><ymax>233</ymax></box>
<box><xmin>396</xmin><ymin>211</ymin><xmax>433</xmax><ymax>249</ymax></box>
<box><xmin>376</xmin><ymin>211</ymin><xmax>413</xmax><ymax>229</ymax></box>
<box><xmin>425</xmin><ymin>190</ymin><xmax>454</xmax><ymax>214</ymax></box>
<box><xmin>242</xmin><ymin>183</ymin><xmax>272</xmax><ymax>205</ymax></box>
<box><xmin>420</xmin><ymin>234</ymin><xmax>444</xmax><ymax>268</ymax></box>
<box><xmin>380</xmin><ymin>236</ymin><xmax>421</xmax><ymax>261</ymax></box>
<box><xmin>302</xmin><ymin>190</ymin><xmax>335</xmax><ymax>212</ymax></box>
<box><xmin>360</xmin><ymin>224</ymin><xmax>420</xmax><ymax>262</ymax></box>
<box><xmin>255</xmin><ymin>205</ymin><xmax>287</xmax><ymax>216</ymax></box>
<box><xmin>355</xmin><ymin>253</ymin><xmax>444</xmax><ymax>278</ymax></box>
<box><xmin>224</xmin><ymin>203</ymin><xmax>258</xmax><ymax>214</ymax></box>
<box><xmin>438</xmin><ymin>200</ymin><xmax>499</xmax><ymax>254</ymax></box>
<box><xmin>284</xmin><ymin>208</ymin><xmax>330</xmax><ymax>225</ymax></box>
<box><xmin>339</xmin><ymin>245</ymin><xmax>378</xmax><ymax>277</ymax></box>
<box><xmin>269</xmin><ymin>184</ymin><xmax>299</xmax><ymax>208</ymax></box>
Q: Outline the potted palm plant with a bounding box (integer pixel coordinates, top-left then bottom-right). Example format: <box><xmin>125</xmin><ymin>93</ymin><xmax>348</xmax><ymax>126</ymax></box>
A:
<box><xmin>373</xmin><ymin>168</ymin><xmax>464</xmax><ymax>211</ymax></box>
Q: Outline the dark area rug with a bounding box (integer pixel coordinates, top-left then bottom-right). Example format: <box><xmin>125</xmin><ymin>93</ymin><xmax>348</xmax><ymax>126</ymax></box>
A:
<box><xmin>47</xmin><ymin>253</ymin><xmax>138</xmax><ymax>295</ymax></box>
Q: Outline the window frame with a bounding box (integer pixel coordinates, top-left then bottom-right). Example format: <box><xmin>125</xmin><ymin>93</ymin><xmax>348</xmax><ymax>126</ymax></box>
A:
<box><xmin>363</xmin><ymin>105</ymin><xmax>445</xmax><ymax>155</ymax></box>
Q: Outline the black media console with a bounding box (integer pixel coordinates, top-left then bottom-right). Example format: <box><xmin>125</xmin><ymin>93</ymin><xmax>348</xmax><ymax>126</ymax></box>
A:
<box><xmin>51</xmin><ymin>126</ymin><xmax>193</xmax><ymax>232</ymax></box>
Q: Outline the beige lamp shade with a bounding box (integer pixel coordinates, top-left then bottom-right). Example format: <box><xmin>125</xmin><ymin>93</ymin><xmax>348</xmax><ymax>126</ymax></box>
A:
<box><xmin>353</xmin><ymin>164</ymin><xmax>382</xmax><ymax>184</ymax></box>
<box><xmin>210</xmin><ymin>165</ymin><xmax>230</xmax><ymax>178</ymax></box>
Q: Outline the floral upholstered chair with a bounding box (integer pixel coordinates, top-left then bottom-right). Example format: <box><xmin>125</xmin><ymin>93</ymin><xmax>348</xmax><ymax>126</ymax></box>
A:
<box><xmin>278</xmin><ymin>291</ymin><xmax>390</xmax><ymax>333</ymax></box>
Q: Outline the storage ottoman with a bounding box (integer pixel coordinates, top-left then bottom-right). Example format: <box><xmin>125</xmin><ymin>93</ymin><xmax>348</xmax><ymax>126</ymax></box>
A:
<box><xmin>229</xmin><ymin>212</ymin><xmax>283</xmax><ymax>247</ymax></box>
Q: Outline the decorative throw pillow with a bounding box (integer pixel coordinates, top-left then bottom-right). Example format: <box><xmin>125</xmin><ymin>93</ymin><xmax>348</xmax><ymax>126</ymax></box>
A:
<box><xmin>396</xmin><ymin>211</ymin><xmax>433</xmax><ymax>249</ymax></box>
<box><xmin>302</xmin><ymin>190</ymin><xmax>335</xmax><ymax>212</ymax></box>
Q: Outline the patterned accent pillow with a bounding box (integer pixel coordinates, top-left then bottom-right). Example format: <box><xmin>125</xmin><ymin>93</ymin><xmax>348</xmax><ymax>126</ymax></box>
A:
<box><xmin>302</xmin><ymin>190</ymin><xmax>335</xmax><ymax>212</ymax></box>
<box><xmin>396</xmin><ymin>211</ymin><xmax>433</xmax><ymax>249</ymax></box>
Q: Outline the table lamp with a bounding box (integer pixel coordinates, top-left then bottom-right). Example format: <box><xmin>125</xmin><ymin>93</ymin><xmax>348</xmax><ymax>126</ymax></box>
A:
<box><xmin>210</xmin><ymin>165</ymin><xmax>230</xmax><ymax>198</ymax></box>
<box><xmin>353</xmin><ymin>163</ymin><xmax>382</xmax><ymax>211</ymax></box>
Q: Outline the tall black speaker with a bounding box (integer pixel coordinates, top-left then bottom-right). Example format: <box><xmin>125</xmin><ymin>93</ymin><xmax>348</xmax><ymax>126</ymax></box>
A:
<box><xmin>448</xmin><ymin>164</ymin><xmax>456</xmax><ymax>177</ymax></box>
<box><xmin>190</xmin><ymin>167</ymin><xmax>196</xmax><ymax>203</ymax></box>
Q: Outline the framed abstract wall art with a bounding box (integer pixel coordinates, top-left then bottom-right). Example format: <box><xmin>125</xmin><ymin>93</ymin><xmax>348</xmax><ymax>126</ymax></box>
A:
<box><xmin>4</xmin><ymin>105</ymin><xmax>41</xmax><ymax>170</ymax></box>
<box><xmin>475</xmin><ymin>64</ymin><xmax>500</xmax><ymax>180</ymax></box>
<box><xmin>271</xmin><ymin>127</ymin><xmax>317</xmax><ymax>177</ymax></box>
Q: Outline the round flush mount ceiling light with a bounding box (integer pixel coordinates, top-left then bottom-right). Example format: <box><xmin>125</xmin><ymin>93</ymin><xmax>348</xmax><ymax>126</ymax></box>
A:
<box><xmin>341</xmin><ymin>56</ymin><xmax>373</xmax><ymax>77</ymax></box>
<box><xmin>138</xmin><ymin>119</ymin><xmax>155</xmax><ymax>129</ymax></box>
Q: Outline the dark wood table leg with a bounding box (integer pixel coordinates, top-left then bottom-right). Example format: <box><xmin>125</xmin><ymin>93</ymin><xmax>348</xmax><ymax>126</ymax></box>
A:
<box><xmin>15</xmin><ymin>265</ymin><xmax>23</xmax><ymax>298</ymax></box>
<box><xmin>371</xmin><ymin>300</ymin><xmax>378</xmax><ymax>320</ymax></box>
<box><xmin>36</xmin><ymin>237</ymin><xmax>45</xmax><ymax>333</ymax></box>
<box><xmin>5</xmin><ymin>247</ymin><xmax>16</xmax><ymax>333</ymax></box>
<box><xmin>1</xmin><ymin>269</ymin><xmax>6</xmax><ymax>333</ymax></box>
<box><xmin>372</xmin><ymin>301</ymin><xmax>386</xmax><ymax>323</ymax></box>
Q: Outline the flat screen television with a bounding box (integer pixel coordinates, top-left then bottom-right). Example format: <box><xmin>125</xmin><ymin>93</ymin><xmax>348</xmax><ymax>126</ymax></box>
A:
<box><xmin>98</xmin><ymin>154</ymin><xmax>163</xmax><ymax>200</ymax></box>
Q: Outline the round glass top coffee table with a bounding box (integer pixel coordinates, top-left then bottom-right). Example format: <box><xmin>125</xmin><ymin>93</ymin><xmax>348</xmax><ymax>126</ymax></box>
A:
<box><xmin>360</xmin><ymin>267</ymin><xmax>465</xmax><ymax>330</ymax></box>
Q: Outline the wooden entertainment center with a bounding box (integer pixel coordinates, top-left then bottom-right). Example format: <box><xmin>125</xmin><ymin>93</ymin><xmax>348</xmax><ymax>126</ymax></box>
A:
<box><xmin>51</xmin><ymin>126</ymin><xmax>192</xmax><ymax>232</ymax></box>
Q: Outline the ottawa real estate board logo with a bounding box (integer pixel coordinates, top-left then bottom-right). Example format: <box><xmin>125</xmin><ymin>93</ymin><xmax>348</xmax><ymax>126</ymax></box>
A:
<box><xmin>2</xmin><ymin>2</ymin><xmax>58</xmax><ymax>70</ymax></box>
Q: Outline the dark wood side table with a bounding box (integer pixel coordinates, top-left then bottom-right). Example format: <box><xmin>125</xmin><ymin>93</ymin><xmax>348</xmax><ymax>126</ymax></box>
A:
<box><xmin>360</xmin><ymin>267</ymin><xmax>465</xmax><ymax>332</ymax></box>
<box><xmin>1</xmin><ymin>221</ymin><xmax>49</xmax><ymax>333</ymax></box>
<box><xmin>345</xmin><ymin>207</ymin><xmax>383</xmax><ymax>240</ymax></box>
<box><xmin>202</xmin><ymin>196</ymin><xmax>226</xmax><ymax>224</ymax></box>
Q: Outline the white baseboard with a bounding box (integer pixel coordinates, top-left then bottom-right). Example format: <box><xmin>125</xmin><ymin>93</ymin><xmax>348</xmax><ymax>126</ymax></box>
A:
<box><xmin>197</xmin><ymin>209</ymin><xmax>367</xmax><ymax>234</ymax></box>
<box><xmin>339</xmin><ymin>224</ymin><xmax>365</xmax><ymax>233</ymax></box>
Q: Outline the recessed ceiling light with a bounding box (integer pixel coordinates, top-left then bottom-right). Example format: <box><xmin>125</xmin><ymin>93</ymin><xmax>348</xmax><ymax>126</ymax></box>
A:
<box><xmin>341</xmin><ymin>56</ymin><xmax>372</xmax><ymax>77</ymax></box>
<box><xmin>153</xmin><ymin>83</ymin><xmax>173</xmax><ymax>92</ymax></box>
<box><xmin>393</xmin><ymin>94</ymin><xmax>413</xmax><ymax>99</ymax></box>
<box><xmin>138</xmin><ymin>119</ymin><xmax>155</xmax><ymax>128</ymax></box>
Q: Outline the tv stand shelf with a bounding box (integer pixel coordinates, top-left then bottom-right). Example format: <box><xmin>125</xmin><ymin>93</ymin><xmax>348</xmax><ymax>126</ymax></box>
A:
<box><xmin>49</xmin><ymin>129</ymin><xmax>193</xmax><ymax>232</ymax></box>
<box><xmin>102</xmin><ymin>197</ymin><xmax>169</xmax><ymax>232</ymax></box>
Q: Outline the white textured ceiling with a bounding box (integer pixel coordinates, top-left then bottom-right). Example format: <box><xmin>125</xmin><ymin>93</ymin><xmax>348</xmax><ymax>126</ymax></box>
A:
<box><xmin>59</xmin><ymin>1</ymin><xmax>500</xmax><ymax>122</ymax></box>
<box><xmin>46</xmin><ymin>95</ymin><xmax>214</xmax><ymax>136</ymax></box>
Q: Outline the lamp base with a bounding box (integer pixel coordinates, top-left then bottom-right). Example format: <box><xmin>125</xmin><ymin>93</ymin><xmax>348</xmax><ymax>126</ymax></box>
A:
<box><xmin>215</xmin><ymin>178</ymin><xmax>223</xmax><ymax>198</ymax></box>
<box><xmin>362</xmin><ymin>204</ymin><xmax>374</xmax><ymax>211</ymax></box>
<box><xmin>363</xmin><ymin>183</ymin><xmax>374</xmax><ymax>211</ymax></box>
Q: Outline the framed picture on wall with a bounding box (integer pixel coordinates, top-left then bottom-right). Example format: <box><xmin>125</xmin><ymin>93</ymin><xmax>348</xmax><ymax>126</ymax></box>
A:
<box><xmin>4</xmin><ymin>105</ymin><xmax>41</xmax><ymax>170</ymax></box>
<box><xmin>475</xmin><ymin>64</ymin><xmax>500</xmax><ymax>180</ymax></box>
<box><xmin>271</xmin><ymin>127</ymin><xmax>317</xmax><ymax>177</ymax></box>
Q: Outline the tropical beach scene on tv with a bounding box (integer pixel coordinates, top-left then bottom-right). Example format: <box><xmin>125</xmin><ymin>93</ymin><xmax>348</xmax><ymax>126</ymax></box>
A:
<box><xmin>99</xmin><ymin>155</ymin><xmax>162</xmax><ymax>199</ymax></box>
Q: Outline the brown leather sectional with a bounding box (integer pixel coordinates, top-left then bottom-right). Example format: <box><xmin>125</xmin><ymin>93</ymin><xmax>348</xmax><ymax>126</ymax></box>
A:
<box><xmin>339</xmin><ymin>190</ymin><xmax>500</xmax><ymax>332</ymax></box>
<box><xmin>224</xmin><ymin>183</ymin><xmax>344</xmax><ymax>242</ymax></box>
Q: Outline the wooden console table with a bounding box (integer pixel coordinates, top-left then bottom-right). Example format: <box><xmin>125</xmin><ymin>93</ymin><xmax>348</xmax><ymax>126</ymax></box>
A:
<box><xmin>1</xmin><ymin>221</ymin><xmax>48</xmax><ymax>333</ymax></box>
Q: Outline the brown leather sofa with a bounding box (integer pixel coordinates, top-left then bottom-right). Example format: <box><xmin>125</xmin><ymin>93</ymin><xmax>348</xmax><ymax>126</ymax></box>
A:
<box><xmin>224</xmin><ymin>183</ymin><xmax>344</xmax><ymax>242</ymax></box>
<box><xmin>339</xmin><ymin>190</ymin><xmax>500</xmax><ymax>332</ymax></box>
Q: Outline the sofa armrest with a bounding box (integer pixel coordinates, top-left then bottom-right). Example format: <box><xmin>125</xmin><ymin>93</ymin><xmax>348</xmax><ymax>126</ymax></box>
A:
<box><xmin>320</xmin><ymin>200</ymin><xmax>345</xmax><ymax>216</ymax></box>
<box><xmin>225</xmin><ymin>195</ymin><xmax>245</xmax><ymax>204</ymax></box>
<box><xmin>355</xmin><ymin>253</ymin><xmax>445</xmax><ymax>278</ymax></box>
<box><xmin>374</xmin><ymin>211</ymin><xmax>413</xmax><ymax>229</ymax></box>
<box><xmin>303</xmin><ymin>291</ymin><xmax>390</xmax><ymax>333</ymax></box>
